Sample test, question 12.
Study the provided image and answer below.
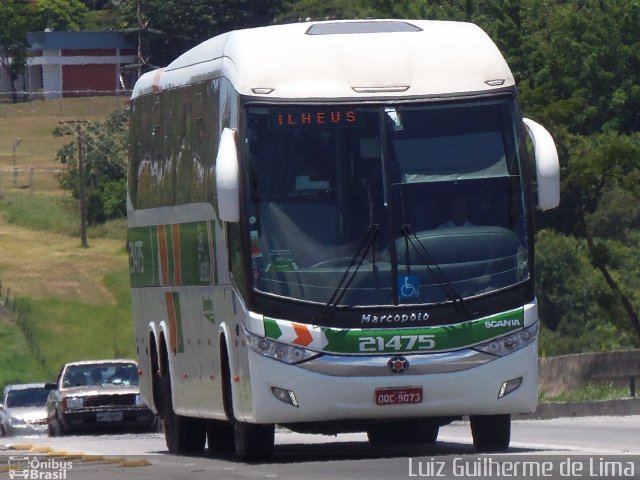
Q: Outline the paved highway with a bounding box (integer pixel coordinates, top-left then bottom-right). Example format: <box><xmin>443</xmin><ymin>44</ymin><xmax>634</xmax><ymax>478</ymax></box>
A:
<box><xmin>1</xmin><ymin>416</ymin><xmax>639</xmax><ymax>479</ymax></box>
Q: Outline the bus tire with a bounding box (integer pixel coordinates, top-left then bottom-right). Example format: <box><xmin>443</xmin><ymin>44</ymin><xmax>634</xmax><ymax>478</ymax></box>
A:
<box><xmin>161</xmin><ymin>358</ymin><xmax>206</xmax><ymax>454</ymax></box>
<box><xmin>470</xmin><ymin>414</ymin><xmax>511</xmax><ymax>452</ymax></box>
<box><xmin>234</xmin><ymin>420</ymin><xmax>275</xmax><ymax>460</ymax></box>
<box><xmin>149</xmin><ymin>336</ymin><xmax>163</xmax><ymax>413</ymax></box>
<box><xmin>219</xmin><ymin>342</ymin><xmax>274</xmax><ymax>459</ymax></box>
<box><xmin>206</xmin><ymin>419</ymin><xmax>235</xmax><ymax>454</ymax></box>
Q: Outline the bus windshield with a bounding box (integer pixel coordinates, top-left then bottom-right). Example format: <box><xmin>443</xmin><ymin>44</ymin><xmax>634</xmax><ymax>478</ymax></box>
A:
<box><xmin>242</xmin><ymin>98</ymin><xmax>529</xmax><ymax>307</ymax></box>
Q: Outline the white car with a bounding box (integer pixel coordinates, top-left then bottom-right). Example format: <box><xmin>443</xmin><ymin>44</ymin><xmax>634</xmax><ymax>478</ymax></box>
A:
<box><xmin>0</xmin><ymin>383</ymin><xmax>53</xmax><ymax>436</ymax></box>
<box><xmin>46</xmin><ymin>359</ymin><xmax>156</xmax><ymax>436</ymax></box>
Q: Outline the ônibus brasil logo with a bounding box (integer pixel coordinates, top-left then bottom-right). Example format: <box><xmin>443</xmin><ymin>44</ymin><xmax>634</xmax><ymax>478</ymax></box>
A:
<box><xmin>8</xmin><ymin>456</ymin><xmax>73</xmax><ymax>480</ymax></box>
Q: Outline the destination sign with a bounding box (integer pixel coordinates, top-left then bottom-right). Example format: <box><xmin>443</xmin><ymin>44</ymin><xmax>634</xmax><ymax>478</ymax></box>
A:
<box><xmin>270</xmin><ymin>108</ymin><xmax>359</xmax><ymax>129</ymax></box>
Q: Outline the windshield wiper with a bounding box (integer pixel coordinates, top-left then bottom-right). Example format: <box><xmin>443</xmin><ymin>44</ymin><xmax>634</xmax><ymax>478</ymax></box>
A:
<box><xmin>321</xmin><ymin>223</ymin><xmax>379</xmax><ymax>320</ymax></box>
<box><xmin>400</xmin><ymin>224</ymin><xmax>475</xmax><ymax>319</ymax></box>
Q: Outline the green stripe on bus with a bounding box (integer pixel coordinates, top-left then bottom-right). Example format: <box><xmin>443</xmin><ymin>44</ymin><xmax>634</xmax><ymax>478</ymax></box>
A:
<box><xmin>128</xmin><ymin>220</ymin><xmax>216</xmax><ymax>287</ymax></box>
<box><xmin>321</xmin><ymin>308</ymin><xmax>525</xmax><ymax>354</ymax></box>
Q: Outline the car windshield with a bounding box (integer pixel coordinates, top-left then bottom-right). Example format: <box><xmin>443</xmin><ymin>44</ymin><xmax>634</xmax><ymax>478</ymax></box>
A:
<box><xmin>63</xmin><ymin>363</ymin><xmax>139</xmax><ymax>387</ymax></box>
<box><xmin>5</xmin><ymin>388</ymin><xmax>49</xmax><ymax>408</ymax></box>
<box><xmin>243</xmin><ymin>98</ymin><xmax>529</xmax><ymax>307</ymax></box>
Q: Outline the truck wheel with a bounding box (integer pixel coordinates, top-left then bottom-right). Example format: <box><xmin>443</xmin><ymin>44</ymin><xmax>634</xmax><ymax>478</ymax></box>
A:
<box><xmin>470</xmin><ymin>414</ymin><xmax>511</xmax><ymax>452</ymax></box>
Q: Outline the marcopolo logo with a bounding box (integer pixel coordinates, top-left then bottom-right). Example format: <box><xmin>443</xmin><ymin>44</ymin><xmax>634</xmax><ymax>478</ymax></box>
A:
<box><xmin>8</xmin><ymin>456</ymin><xmax>73</xmax><ymax>480</ymax></box>
<box><xmin>361</xmin><ymin>311</ymin><xmax>429</xmax><ymax>324</ymax></box>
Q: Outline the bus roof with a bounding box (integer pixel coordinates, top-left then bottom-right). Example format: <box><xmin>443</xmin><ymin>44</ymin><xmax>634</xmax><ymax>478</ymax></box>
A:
<box><xmin>132</xmin><ymin>19</ymin><xmax>515</xmax><ymax>100</ymax></box>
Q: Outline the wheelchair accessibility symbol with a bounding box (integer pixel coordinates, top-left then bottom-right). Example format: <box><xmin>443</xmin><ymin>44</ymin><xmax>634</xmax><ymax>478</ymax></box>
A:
<box><xmin>399</xmin><ymin>275</ymin><xmax>419</xmax><ymax>299</ymax></box>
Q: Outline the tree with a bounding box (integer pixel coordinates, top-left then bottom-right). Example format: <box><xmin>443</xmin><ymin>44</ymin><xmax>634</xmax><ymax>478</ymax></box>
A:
<box><xmin>114</xmin><ymin>0</ymin><xmax>286</xmax><ymax>69</ymax></box>
<box><xmin>561</xmin><ymin>132</ymin><xmax>640</xmax><ymax>342</ymax></box>
<box><xmin>30</xmin><ymin>0</ymin><xmax>90</xmax><ymax>31</ymax></box>
<box><xmin>0</xmin><ymin>1</ymin><xmax>30</xmax><ymax>103</ymax></box>
<box><xmin>518</xmin><ymin>0</ymin><xmax>640</xmax><ymax>136</ymax></box>
<box><xmin>53</xmin><ymin>110</ymin><xmax>129</xmax><ymax>225</ymax></box>
<box><xmin>535</xmin><ymin>229</ymin><xmax>638</xmax><ymax>355</ymax></box>
<box><xmin>0</xmin><ymin>0</ymin><xmax>90</xmax><ymax>103</ymax></box>
<box><xmin>277</xmin><ymin>0</ymin><xmax>382</xmax><ymax>21</ymax></box>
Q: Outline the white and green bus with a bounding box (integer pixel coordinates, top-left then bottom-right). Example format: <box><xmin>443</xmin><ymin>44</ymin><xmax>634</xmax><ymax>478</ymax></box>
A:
<box><xmin>127</xmin><ymin>19</ymin><xmax>559</xmax><ymax>458</ymax></box>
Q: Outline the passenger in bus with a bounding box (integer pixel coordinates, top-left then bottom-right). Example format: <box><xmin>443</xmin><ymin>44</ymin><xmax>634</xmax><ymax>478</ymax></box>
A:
<box><xmin>438</xmin><ymin>193</ymin><xmax>475</xmax><ymax>228</ymax></box>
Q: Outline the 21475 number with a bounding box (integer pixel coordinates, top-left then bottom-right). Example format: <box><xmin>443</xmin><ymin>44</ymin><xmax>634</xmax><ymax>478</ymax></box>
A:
<box><xmin>358</xmin><ymin>334</ymin><xmax>435</xmax><ymax>353</ymax></box>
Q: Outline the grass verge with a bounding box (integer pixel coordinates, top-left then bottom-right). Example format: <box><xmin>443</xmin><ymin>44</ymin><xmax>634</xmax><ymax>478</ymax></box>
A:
<box><xmin>0</xmin><ymin>97</ymin><xmax>131</xmax><ymax>389</ymax></box>
<box><xmin>0</xmin><ymin>308</ymin><xmax>48</xmax><ymax>387</ymax></box>
<box><xmin>0</xmin><ymin>190</ymin><xmax>130</xmax><ymax>388</ymax></box>
<box><xmin>16</xmin><ymin>272</ymin><xmax>134</xmax><ymax>377</ymax></box>
<box><xmin>539</xmin><ymin>382</ymin><xmax>632</xmax><ymax>404</ymax></box>
<box><xmin>0</xmin><ymin>193</ymin><xmax>78</xmax><ymax>235</ymax></box>
<box><xmin>0</xmin><ymin>192</ymin><xmax>127</xmax><ymax>241</ymax></box>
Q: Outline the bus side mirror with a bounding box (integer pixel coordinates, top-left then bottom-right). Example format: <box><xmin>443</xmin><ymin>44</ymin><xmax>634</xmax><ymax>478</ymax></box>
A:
<box><xmin>216</xmin><ymin>127</ymin><xmax>240</xmax><ymax>222</ymax></box>
<box><xmin>523</xmin><ymin>118</ymin><xmax>560</xmax><ymax>211</ymax></box>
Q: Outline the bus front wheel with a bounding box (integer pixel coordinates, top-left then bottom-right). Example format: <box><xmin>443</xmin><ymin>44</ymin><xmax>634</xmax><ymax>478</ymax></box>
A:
<box><xmin>161</xmin><ymin>357</ymin><xmax>206</xmax><ymax>454</ymax></box>
<box><xmin>220</xmin><ymin>343</ymin><xmax>274</xmax><ymax>459</ymax></box>
<box><xmin>470</xmin><ymin>414</ymin><xmax>511</xmax><ymax>452</ymax></box>
<box><xmin>234</xmin><ymin>421</ymin><xmax>275</xmax><ymax>460</ymax></box>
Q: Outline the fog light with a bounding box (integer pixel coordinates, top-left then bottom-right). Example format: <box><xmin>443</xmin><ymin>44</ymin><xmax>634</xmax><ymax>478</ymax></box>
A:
<box><xmin>271</xmin><ymin>386</ymin><xmax>299</xmax><ymax>407</ymax></box>
<box><xmin>498</xmin><ymin>377</ymin><xmax>523</xmax><ymax>399</ymax></box>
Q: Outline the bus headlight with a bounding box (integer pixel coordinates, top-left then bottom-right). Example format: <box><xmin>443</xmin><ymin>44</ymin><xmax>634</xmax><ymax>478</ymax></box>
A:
<box><xmin>245</xmin><ymin>330</ymin><xmax>319</xmax><ymax>364</ymax></box>
<box><xmin>474</xmin><ymin>323</ymin><xmax>538</xmax><ymax>357</ymax></box>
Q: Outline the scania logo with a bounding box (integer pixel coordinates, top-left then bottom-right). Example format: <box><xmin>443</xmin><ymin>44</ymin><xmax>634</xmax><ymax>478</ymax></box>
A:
<box><xmin>387</xmin><ymin>356</ymin><xmax>409</xmax><ymax>374</ymax></box>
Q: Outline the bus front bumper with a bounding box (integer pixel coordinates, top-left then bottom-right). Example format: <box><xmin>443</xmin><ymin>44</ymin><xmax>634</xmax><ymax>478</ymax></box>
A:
<box><xmin>237</xmin><ymin>341</ymin><xmax>538</xmax><ymax>424</ymax></box>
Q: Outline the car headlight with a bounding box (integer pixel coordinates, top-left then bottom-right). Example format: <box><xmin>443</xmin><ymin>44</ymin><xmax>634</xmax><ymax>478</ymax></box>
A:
<box><xmin>7</xmin><ymin>416</ymin><xmax>27</xmax><ymax>427</ymax></box>
<box><xmin>135</xmin><ymin>394</ymin><xmax>146</xmax><ymax>406</ymax></box>
<box><xmin>474</xmin><ymin>322</ymin><xmax>539</xmax><ymax>357</ymax></box>
<box><xmin>245</xmin><ymin>329</ymin><xmax>319</xmax><ymax>364</ymax></box>
<box><xmin>62</xmin><ymin>396</ymin><xmax>84</xmax><ymax>410</ymax></box>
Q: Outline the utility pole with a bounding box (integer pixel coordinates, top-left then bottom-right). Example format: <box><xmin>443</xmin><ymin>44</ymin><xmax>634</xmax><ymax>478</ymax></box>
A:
<box><xmin>76</xmin><ymin>124</ymin><xmax>88</xmax><ymax>248</ymax></box>
<box><xmin>59</xmin><ymin>121</ymin><xmax>89</xmax><ymax>248</ymax></box>
<box><xmin>12</xmin><ymin>138</ymin><xmax>22</xmax><ymax>188</ymax></box>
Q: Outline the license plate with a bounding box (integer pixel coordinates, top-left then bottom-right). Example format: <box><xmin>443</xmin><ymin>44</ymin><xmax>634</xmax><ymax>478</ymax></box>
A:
<box><xmin>375</xmin><ymin>386</ymin><xmax>423</xmax><ymax>405</ymax></box>
<box><xmin>97</xmin><ymin>411</ymin><xmax>123</xmax><ymax>422</ymax></box>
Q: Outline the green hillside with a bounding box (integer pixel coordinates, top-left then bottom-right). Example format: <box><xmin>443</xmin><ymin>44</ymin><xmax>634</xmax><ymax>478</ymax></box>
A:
<box><xmin>0</xmin><ymin>97</ymin><xmax>132</xmax><ymax>388</ymax></box>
